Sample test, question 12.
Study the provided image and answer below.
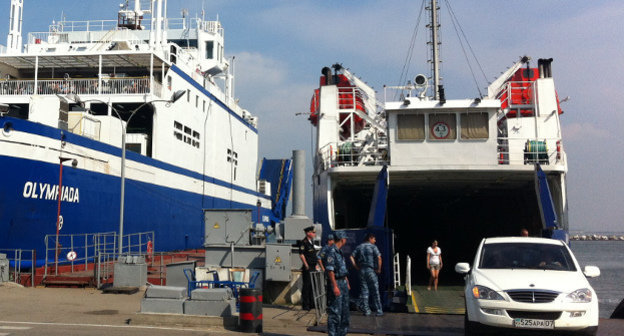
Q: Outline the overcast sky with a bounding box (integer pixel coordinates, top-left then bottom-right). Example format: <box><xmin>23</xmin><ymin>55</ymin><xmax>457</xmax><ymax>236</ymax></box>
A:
<box><xmin>2</xmin><ymin>0</ymin><xmax>623</xmax><ymax>232</ymax></box>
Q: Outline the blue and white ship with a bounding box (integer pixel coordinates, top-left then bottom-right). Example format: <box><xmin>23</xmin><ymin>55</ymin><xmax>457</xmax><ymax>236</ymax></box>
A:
<box><xmin>0</xmin><ymin>0</ymin><xmax>274</xmax><ymax>257</ymax></box>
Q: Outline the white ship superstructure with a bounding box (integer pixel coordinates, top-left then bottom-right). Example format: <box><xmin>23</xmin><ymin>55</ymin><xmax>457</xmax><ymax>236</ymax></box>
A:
<box><xmin>0</xmin><ymin>0</ymin><xmax>271</xmax><ymax>254</ymax></box>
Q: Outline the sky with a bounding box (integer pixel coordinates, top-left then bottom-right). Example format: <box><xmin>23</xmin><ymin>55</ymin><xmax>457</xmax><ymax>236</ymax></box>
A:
<box><xmin>1</xmin><ymin>0</ymin><xmax>623</xmax><ymax>233</ymax></box>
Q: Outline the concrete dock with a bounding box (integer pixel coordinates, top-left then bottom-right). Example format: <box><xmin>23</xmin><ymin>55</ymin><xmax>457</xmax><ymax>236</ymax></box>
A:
<box><xmin>0</xmin><ymin>283</ymin><xmax>622</xmax><ymax>335</ymax></box>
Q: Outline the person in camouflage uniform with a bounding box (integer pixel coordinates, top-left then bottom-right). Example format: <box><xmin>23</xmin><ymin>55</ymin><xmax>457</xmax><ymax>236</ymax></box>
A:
<box><xmin>325</xmin><ymin>231</ymin><xmax>350</xmax><ymax>336</ymax></box>
<box><xmin>317</xmin><ymin>233</ymin><xmax>335</xmax><ymax>272</ymax></box>
<box><xmin>350</xmin><ymin>232</ymin><xmax>383</xmax><ymax>316</ymax></box>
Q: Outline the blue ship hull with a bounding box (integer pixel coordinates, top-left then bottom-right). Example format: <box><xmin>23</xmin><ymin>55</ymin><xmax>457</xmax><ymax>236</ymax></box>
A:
<box><xmin>0</xmin><ymin>117</ymin><xmax>271</xmax><ymax>258</ymax></box>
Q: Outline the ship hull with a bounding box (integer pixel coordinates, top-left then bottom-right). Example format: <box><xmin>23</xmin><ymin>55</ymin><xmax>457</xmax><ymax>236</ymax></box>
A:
<box><xmin>0</xmin><ymin>116</ymin><xmax>271</xmax><ymax>257</ymax></box>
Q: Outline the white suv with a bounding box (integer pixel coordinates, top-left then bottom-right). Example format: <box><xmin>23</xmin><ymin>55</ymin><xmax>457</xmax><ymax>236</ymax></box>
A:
<box><xmin>456</xmin><ymin>237</ymin><xmax>600</xmax><ymax>335</ymax></box>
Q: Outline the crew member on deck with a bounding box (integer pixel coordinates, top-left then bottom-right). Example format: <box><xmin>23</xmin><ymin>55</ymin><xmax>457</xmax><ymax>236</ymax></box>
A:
<box><xmin>299</xmin><ymin>225</ymin><xmax>318</xmax><ymax>311</ymax></box>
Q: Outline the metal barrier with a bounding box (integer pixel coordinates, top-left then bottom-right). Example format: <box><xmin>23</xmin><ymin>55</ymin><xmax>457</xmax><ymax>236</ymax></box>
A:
<box><xmin>310</xmin><ymin>270</ymin><xmax>327</xmax><ymax>325</ymax></box>
<box><xmin>44</xmin><ymin>230</ymin><xmax>153</xmax><ymax>277</ymax></box>
<box><xmin>0</xmin><ymin>249</ymin><xmax>36</xmax><ymax>287</ymax></box>
<box><xmin>44</xmin><ymin>231</ymin><xmax>117</xmax><ymax>276</ymax></box>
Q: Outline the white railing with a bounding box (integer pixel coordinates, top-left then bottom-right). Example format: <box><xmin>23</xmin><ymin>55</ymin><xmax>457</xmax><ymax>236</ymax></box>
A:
<box><xmin>317</xmin><ymin>141</ymin><xmax>387</xmax><ymax>170</ymax></box>
<box><xmin>0</xmin><ymin>77</ymin><xmax>151</xmax><ymax>96</ymax></box>
<box><xmin>51</xmin><ymin>20</ymin><xmax>119</xmax><ymax>32</ymax></box>
<box><xmin>497</xmin><ymin>137</ymin><xmax>564</xmax><ymax>166</ymax></box>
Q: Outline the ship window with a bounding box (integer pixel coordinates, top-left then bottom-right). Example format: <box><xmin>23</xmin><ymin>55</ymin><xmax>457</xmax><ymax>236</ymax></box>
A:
<box><xmin>184</xmin><ymin>126</ymin><xmax>191</xmax><ymax>135</ymax></box>
<box><xmin>187</xmin><ymin>89</ymin><xmax>190</xmax><ymax>102</ymax></box>
<box><xmin>203</xmin><ymin>100</ymin><xmax>206</xmax><ymax>112</ymax></box>
<box><xmin>174</xmin><ymin>121</ymin><xmax>182</xmax><ymax>130</ymax></box>
<box><xmin>174</xmin><ymin>131</ymin><xmax>183</xmax><ymax>140</ymax></box>
<box><xmin>206</xmin><ymin>41</ymin><xmax>214</xmax><ymax>59</ymax></box>
<box><xmin>167</xmin><ymin>76</ymin><xmax>172</xmax><ymax>90</ymax></box>
<box><xmin>397</xmin><ymin>114</ymin><xmax>425</xmax><ymax>140</ymax></box>
<box><xmin>460</xmin><ymin>113</ymin><xmax>489</xmax><ymax>140</ymax></box>
<box><xmin>193</xmin><ymin>131</ymin><xmax>200</xmax><ymax>139</ymax></box>
<box><xmin>428</xmin><ymin>113</ymin><xmax>456</xmax><ymax>140</ymax></box>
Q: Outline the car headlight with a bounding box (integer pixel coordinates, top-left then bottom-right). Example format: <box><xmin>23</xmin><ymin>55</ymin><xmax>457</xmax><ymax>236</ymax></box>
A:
<box><xmin>565</xmin><ymin>288</ymin><xmax>592</xmax><ymax>303</ymax></box>
<box><xmin>472</xmin><ymin>285</ymin><xmax>505</xmax><ymax>300</ymax></box>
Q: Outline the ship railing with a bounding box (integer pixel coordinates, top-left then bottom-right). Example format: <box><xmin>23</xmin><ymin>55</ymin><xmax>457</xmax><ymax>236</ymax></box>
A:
<box><xmin>497</xmin><ymin>137</ymin><xmax>564</xmax><ymax>166</ymax></box>
<box><xmin>317</xmin><ymin>142</ymin><xmax>388</xmax><ymax>170</ymax></box>
<box><xmin>44</xmin><ymin>231</ymin><xmax>118</xmax><ymax>277</ymax></box>
<box><xmin>0</xmin><ymin>77</ymin><xmax>151</xmax><ymax>96</ymax></box>
<box><xmin>40</xmin><ymin>18</ymin><xmax>220</xmax><ymax>34</ymax></box>
<box><xmin>0</xmin><ymin>249</ymin><xmax>36</xmax><ymax>287</ymax></box>
<box><xmin>496</xmin><ymin>81</ymin><xmax>536</xmax><ymax>114</ymax></box>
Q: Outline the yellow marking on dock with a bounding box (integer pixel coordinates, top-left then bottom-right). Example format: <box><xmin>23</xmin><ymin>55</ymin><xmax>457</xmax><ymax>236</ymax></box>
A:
<box><xmin>411</xmin><ymin>290</ymin><xmax>419</xmax><ymax>313</ymax></box>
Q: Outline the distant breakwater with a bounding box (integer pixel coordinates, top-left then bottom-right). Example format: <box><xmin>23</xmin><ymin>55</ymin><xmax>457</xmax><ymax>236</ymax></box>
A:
<box><xmin>571</xmin><ymin>234</ymin><xmax>624</xmax><ymax>241</ymax></box>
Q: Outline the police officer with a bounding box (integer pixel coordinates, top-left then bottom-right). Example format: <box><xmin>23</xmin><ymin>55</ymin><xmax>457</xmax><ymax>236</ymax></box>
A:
<box><xmin>317</xmin><ymin>233</ymin><xmax>335</xmax><ymax>272</ymax></box>
<box><xmin>350</xmin><ymin>232</ymin><xmax>383</xmax><ymax>316</ymax></box>
<box><xmin>325</xmin><ymin>231</ymin><xmax>350</xmax><ymax>336</ymax></box>
<box><xmin>298</xmin><ymin>225</ymin><xmax>317</xmax><ymax>311</ymax></box>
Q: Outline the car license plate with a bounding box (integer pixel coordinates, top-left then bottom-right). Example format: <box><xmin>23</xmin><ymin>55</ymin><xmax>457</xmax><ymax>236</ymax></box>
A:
<box><xmin>513</xmin><ymin>318</ymin><xmax>554</xmax><ymax>329</ymax></box>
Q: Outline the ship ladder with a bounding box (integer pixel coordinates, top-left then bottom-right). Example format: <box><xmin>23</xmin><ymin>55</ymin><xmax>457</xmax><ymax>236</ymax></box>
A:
<box><xmin>393</xmin><ymin>253</ymin><xmax>401</xmax><ymax>290</ymax></box>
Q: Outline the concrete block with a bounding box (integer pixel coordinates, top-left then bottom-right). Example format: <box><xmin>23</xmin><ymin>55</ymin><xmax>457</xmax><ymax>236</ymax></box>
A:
<box><xmin>140</xmin><ymin>298</ymin><xmax>185</xmax><ymax>314</ymax></box>
<box><xmin>145</xmin><ymin>285</ymin><xmax>187</xmax><ymax>299</ymax></box>
<box><xmin>166</xmin><ymin>261</ymin><xmax>196</xmax><ymax>288</ymax></box>
<box><xmin>190</xmin><ymin>288</ymin><xmax>232</xmax><ymax>301</ymax></box>
<box><xmin>183</xmin><ymin>299</ymin><xmax>236</xmax><ymax>316</ymax></box>
<box><xmin>113</xmin><ymin>262</ymin><xmax>147</xmax><ymax>287</ymax></box>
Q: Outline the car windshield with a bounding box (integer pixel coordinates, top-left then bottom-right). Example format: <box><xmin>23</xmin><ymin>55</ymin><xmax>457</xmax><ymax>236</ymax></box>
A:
<box><xmin>479</xmin><ymin>242</ymin><xmax>577</xmax><ymax>271</ymax></box>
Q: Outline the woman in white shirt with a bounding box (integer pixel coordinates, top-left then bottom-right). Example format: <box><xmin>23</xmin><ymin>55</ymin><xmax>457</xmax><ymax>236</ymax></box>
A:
<box><xmin>426</xmin><ymin>240</ymin><xmax>442</xmax><ymax>291</ymax></box>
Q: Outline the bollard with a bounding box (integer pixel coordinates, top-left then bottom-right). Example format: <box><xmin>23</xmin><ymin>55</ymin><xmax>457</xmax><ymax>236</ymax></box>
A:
<box><xmin>239</xmin><ymin>287</ymin><xmax>262</xmax><ymax>333</ymax></box>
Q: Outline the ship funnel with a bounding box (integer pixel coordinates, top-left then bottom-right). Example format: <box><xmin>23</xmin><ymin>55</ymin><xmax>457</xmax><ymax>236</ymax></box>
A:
<box><xmin>538</xmin><ymin>58</ymin><xmax>554</xmax><ymax>78</ymax></box>
<box><xmin>291</xmin><ymin>150</ymin><xmax>306</xmax><ymax>217</ymax></box>
<box><xmin>322</xmin><ymin>67</ymin><xmax>333</xmax><ymax>86</ymax></box>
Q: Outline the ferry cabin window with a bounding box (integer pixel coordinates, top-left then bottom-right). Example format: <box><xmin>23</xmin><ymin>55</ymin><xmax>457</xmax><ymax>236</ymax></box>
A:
<box><xmin>460</xmin><ymin>113</ymin><xmax>489</xmax><ymax>140</ymax></box>
<box><xmin>167</xmin><ymin>76</ymin><xmax>172</xmax><ymax>91</ymax></box>
<box><xmin>206</xmin><ymin>41</ymin><xmax>214</xmax><ymax>59</ymax></box>
<box><xmin>428</xmin><ymin>114</ymin><xmax>457</xmax><ymax>140</ymax></box>
<box><xmin>397</xmin><ymin>114</ymin><xmax>425</xmax><ymax>140</ymax></box>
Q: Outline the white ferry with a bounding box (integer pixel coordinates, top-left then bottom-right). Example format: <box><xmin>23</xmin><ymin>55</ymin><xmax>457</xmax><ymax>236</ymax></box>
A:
<box><xmin>0</xmin><ymin>0</ymin><xmax>274</xmax><ymax>258</ymax></box>
<box><xmin>309</xmin><ymin>0</ymin><xmax>569</xmax><ymax>286</ymax></box>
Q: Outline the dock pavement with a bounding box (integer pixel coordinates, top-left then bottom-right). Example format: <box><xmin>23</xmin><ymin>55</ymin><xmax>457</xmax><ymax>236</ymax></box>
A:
<box><xmin>1</xmin><ymin>283</ymin><xmax>622</xmax><ymax>335</ymax></box>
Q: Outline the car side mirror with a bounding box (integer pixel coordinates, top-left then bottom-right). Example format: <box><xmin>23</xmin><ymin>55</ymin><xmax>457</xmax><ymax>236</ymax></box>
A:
<box><xmin>583</xmin><ymin>265</ymin><xmax>600</xmax><ymax>278</ymax></box>
<box><xmin>455</xmin><ymin>262</ymin><xmax>471</xmax><ymax>274</ymax></box>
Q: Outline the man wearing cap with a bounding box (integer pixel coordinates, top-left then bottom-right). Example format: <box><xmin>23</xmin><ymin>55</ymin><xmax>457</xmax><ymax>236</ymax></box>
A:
<box><xmin>350</xmin><ymin>232</ymin><xmax>383</xmax><ymax>316</ymax></box>
<box><xmin>299</xmin><ymin>225</ymin><xmax>317</xmax><ymax>311</ymax></box>
<box><xmin>317</xmin><ymin>233</ymin><xmax>335</xmax><ymax>272</ymax></box>
<box><xmin>325</xmin><ymin>231</ymin><xmax>350</xmax><ymax>336</ymax></box>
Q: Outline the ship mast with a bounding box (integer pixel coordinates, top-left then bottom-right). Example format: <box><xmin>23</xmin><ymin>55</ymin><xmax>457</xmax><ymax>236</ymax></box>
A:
<box><xmin>429</xmin><ymin>0</ymin><xmax>441</xmax><ymax>100</ymax></box>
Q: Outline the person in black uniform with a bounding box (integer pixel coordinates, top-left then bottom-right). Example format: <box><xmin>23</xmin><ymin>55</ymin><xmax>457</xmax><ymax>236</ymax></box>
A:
<box><xmin>299</xmin><ymin>226</ymin><xmax>317</xmax><ymax>310</ymax></box>
<box><xmin>299</xmin><ymin>225</ymin><xmax>317</xmax><ymax>310</ymax></box>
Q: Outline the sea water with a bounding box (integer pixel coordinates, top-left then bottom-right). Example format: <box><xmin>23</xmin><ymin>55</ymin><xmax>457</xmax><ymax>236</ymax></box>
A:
<box><xmin>570</xmin><ymin>240</ymin><xmax>624</xmax><ymax>318</ymax></box>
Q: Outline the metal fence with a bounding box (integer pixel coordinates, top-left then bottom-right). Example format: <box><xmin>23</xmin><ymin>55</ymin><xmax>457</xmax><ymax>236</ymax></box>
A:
<box><xmin>310</xmin><ymin>270</ymin><xmax>327</xmax><ymax>324</ymax></box>
<box><xmin>44</xmin><ymin>231</ymin><xmax>117</xmax><ymax>276</ymax></box>
<box><xmin>0</xmin><ymin>249</ymin><xmax>36</xmax><ymax>287</ymax></box>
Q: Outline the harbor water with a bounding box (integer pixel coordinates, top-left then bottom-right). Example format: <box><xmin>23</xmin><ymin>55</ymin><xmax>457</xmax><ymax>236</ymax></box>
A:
<box><xmin>570</xmin><ymin>240</ymin><xmax>624</xmax><ymax>318</ymax></box>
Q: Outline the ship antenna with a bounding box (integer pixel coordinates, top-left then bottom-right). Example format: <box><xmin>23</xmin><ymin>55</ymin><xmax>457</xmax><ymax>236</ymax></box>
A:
<box><xmin>428</xmin><ymin>0</ymin><xmax>441</xmax><ymax>100</ymax></box>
